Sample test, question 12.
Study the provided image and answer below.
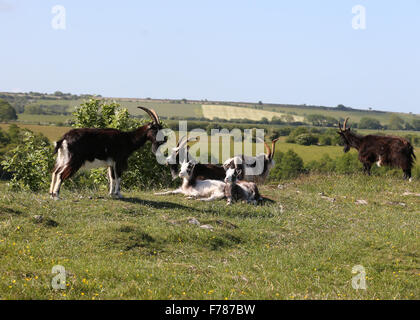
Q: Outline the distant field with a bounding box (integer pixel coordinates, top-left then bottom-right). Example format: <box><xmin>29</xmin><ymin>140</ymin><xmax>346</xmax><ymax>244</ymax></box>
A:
<box><xmin>202</xmin><ymin>105</ymin><xmax>304</xmax><ymax>122</ymax></box>
<box><xmin>17</xmin><ymin>114</ymin><xmax>72</xmax><ymax>124</ymax></box>
<box><xmin>0</xmin><ymin>123</ymin><xmax>70</xmax><ymax>141</ymax></box>
<box><xmin>260</xmin><ymin>104</ymin><xmax>419</xmax><ymax>125</ymax></box>
<box><xmin>118</xmin><ymin>101</ymin><xmax>203</xmax><ymax>118</ymax></box>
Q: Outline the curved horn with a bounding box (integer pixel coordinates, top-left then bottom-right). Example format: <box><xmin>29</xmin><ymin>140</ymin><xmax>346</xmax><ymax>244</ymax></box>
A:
<box><xmin>263</xmin><ymin>141</ymin><xmax>272</xmax><ymax>158</ymax></box>
<box><xmin>178</xmin><ymin>136</ymin><xmax>197</xmax><ymax>150</ymax></box>
<box><xmin>338</xmin><ymin>121</ymin><xmax>342</xmax><ymax>131</ymax></box>
<box><xmin>177</xmin><ymin>135</ymin><xmax>187</xmax><ymax>148</ymax></box>
<box><xmin>343</xmin><ymin>117</ymin><xmax>350</xmax><ymax>130</ymax></box>
<box><xmin>270</xmin><ymin>138</ymin><xmax>280</xmax><ymax>160</ymax></box>
<box><xmin>138</xmin><ymin>106</ymin><xmax>159</xmax><ymax>124</ymax></box>
<box><xmin>256</xmin><ymin>137</ymin><xmax>271</xmax><ymax>157</ymax></box>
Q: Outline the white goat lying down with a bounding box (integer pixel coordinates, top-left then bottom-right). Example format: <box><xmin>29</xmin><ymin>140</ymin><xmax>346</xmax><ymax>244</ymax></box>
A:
<box><xmin>224</xmin><ymin>165</ymin><xmax>263</xmax><ymax>205</ymax></box>
<box><xmin>155</xmin><ymin>160</ymin><xmax>226</xmax><ymax>202</ymax></box>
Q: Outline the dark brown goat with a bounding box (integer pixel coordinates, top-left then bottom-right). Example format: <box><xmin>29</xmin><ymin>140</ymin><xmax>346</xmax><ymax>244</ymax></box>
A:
<box><xmin>337</xmin><ymin>118</ymin><xmax>416</xmax><ymax>180</ymax></box>
<box><xmin>50</xmin><ymin>107</ymin><xmax>164</xmax><ymax>199</ymax></box>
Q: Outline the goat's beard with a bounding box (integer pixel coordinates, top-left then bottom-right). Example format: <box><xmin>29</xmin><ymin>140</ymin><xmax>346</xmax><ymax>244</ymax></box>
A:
<box><xmin>343</xmin><ymin>145</ymin><xmax>350</xmax><ymax>153</ymax></box>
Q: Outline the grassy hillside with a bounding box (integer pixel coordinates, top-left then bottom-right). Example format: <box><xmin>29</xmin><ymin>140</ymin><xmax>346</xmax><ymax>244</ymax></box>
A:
<box><xmin>0</xmin><ymin>174</ymin><xmax>418</xmax><ymax>300</ymax></box>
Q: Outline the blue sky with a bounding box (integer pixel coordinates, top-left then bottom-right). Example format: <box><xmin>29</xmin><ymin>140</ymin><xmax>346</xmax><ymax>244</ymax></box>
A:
<box><xmin>0</xmin><ymin>0</ymin><xmax>419</xmax><ymax>113</ymax></box>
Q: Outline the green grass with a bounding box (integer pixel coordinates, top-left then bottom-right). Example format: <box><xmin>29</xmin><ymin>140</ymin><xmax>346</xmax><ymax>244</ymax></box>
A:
<box><xmin>0</xmin><ymin>174</ymin><xmax>419</xmax><ymax>300</ymax></box>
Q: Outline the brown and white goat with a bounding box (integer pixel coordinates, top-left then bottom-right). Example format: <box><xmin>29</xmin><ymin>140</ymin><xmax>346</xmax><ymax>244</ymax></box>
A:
<box><xmin>166</xmin><ymin>136</ymin><xmax>226</xmax><ymax>181</ymax></box>
<box><xmin>50</xmin><ymin>107</ymin><xmax>164</xmax><ymax>199</ymax></box>
<box><xmin>337</xmin><ymin>118</ymin><xmax>416</xmax><ymax>180</ymax></box>
<box><xmin>223</xmin><ymin>138</ymin><xmax>279</xmax><ymax>184</ymax></box>
<box><xmin>224</xmin><ymin>164</ymin><xmax>262</xmax><ymax>205</ymax></box>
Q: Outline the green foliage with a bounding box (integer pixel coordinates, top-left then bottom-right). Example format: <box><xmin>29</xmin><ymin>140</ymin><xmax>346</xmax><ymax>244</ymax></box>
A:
<box><xmin>0</xmin><ymin>99</ymin><xmax>17</xmax><ymax>121</ymax></box>
<box><xmin>285</xmin><ymin>127</ymin><xmax>309</xmax><ymax>143</ymax></box>
<box><xmin>358</xmin><ymin>117</ymin><xmax>382</xmax><ymax>129</ymax></box>
<box><xmin>332</xmin><ymin>153</ymin><xmax>362</xmax><ymax>174</ymax></box>
<box><xmin>305</xmin><ymin>154</ymin><xmax>336</xmax><ymax>173</ymax></box>
<box><xmin>412</xmin><ymin>119</ymin><xmax>420</xmax><ymax>131</ymax></box>
<box><xmin>24</xmin><ymin>103</ymin><xmax>71</xmax><ymax>115</ymax></box>
<box><xmin>269</xmin><ymin>150</ymin><xmax>304</xmax><ymax>180</ymax></box>
<box><xmin>388</xmin><ymin>115</ymin><xmax>405</xmax><ymax>130</ymax></box>
<box><xmin>295</xmin><ymin>133</ymin><xmax>319</xmax><ymax>146</ymax></box>
<box><xmin>1</xmin><ymin>131</ymin><xmax>54</xmax><ymax>191</ymax></box>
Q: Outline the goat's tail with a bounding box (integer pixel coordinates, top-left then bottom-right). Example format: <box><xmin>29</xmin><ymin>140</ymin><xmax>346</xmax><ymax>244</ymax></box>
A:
<box><xmin>408</xmin><ymin>143</ymin><xmax>416</xmax><ymax>168</ymax></box>
<box><xmin>53</xmin><ymin>139</ymin><xmax>64</xmax><ymax>154</ymax></box>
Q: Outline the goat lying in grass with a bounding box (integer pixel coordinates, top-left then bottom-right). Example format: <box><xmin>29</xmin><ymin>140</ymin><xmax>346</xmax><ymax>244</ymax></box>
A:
<box><xmin>155</xmin><ymin>160</ymin><xmax>226</xmax><ymax>202</ymax></box>
<box><xmin>224</xmin><ymin>165</ymin><xmax>262</xmax><ymax>205</ymax></box>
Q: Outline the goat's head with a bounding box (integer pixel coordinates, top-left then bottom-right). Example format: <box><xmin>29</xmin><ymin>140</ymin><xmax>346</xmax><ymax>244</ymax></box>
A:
<box><xmin>166</xmin><ymin>136</ymin><xmax>196</xmax><ymax>180</ymax></box>
<box><xmin>179</xmin><ymin>160</ymin><xmax>196</xmax><ymax>179</ymax></box>
<box><xmin>337</xmin><ymin>117</ymin><xmax>351</xmax><ymax>153</ymax></box>
<box><xmin>138</xmin><ymin>106</ymin><xmax>165</xmax><ymax>153</ymax></box>
<box><xmin>224</xmin><ymin>164</ymin><xmax>242</xmax><ymax>184</ymax></box>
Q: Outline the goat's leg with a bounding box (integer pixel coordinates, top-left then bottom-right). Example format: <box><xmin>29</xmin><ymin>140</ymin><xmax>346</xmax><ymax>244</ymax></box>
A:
<box><xmin>226</xmin><ymin>196</ymin><xmax>233</xmax><ymax>206</ymax></box>
<box><xmin>198</xmin><ymin>192</ymin><xmax>225</xmax><ymax>202</ymax></box>
<box><xmin>154</xmin><ymin>188</ymin><xmax>184</xmax><ymax>195</ymax></box>
<box><xmin>52</xmin><ymin>172</ymin><xmax>63</xmax><ymax>200</ymax></box>
<box><xmin>113</xmin><ymin>161</ymin><xmax>126</xmax><ymax>199</ymax></box>
<box><xmin>49</xmin><ymin>167</ymin><xmax>59</xmax><ymax>197</ymax></box>
<box><xmin>403</xmin><ymin>169</ymin><xmax>412</xmax><ymax>181</ymax></box>
<box><xmin>107</xmin><ymin>166</ymin><xmax>115</xmax><ymax>196</ymax></box>
<box><xmin>363</xmin><ymin>163</ymin><xmax>372</xmax><ymax>176</ymax></box>
<box><xmin>52</xmin><ymin>162</ymin><xmax>81</xmax><ymax>200</ymax></box>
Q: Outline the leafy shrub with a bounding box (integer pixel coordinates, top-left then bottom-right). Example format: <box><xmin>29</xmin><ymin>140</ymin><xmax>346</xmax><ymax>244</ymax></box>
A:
<box><xmin>295</xmin><ymin>133</ymin><xmax>319</xmax><ymax>146</ymax></box>
<box><xmin>286</xmin><ymin>127</ymin><xmax>309</xmax><ymax>143</ymax></box>
<box><xmin>305</xmin><ymin>154</ymin><xmax>336</xmax><ymax>173</ymax></box>
<box><xmin>358</xmin><ymin>117</ymin><xmax>382</xmax><ymax>129</ymax></box>
<box><xmin>334</xmin><ymin>153</ymin><xmax>362</xmax><ymax>174</ymax></box>
<box><xmin>1</xmin><ymin>131</ymin><xmax>54</xmax><ymax>191</ymax></box>
<box><xmin>269</xmin><ymin>150</ymin><xmax>304</xmax><ymax>181</ymax></box>
<box><xmin>0</xmin><ymin>99</ymin><xmax>17</xmax><ymax>121</ymax></box>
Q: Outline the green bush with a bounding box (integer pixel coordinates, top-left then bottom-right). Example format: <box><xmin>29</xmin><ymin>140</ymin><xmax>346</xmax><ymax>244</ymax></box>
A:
<box><xmin>0</xmin><ymin>99</ymin><xmax>17</xmax><ymax>121</ymax></box>
<box><xmin>286</xmin><ymin>127</ymin><xmax>309</xmax><ymax>143</ymax></box>
<box><xmin>269</xmin><ymin>150</ymin><xmax>304</xmax><ymax>181</ymax></box>
<box><xmin>305</xmin><ymin>154</ymin><xmax>336</xmax><ymax>173</ymax></box>
<box><xmin>334</xmin><ymin>153</ymin><xmax>362</xmax><ymax>174</ymax></box>
<box><xmin>295</xmin><ymin>133</ymin><xmax>319</xmax><ymax>146</ymax></box>
<box><xmin>1</xmin><ymin>131</ymin><xmax>54</xmax><ymax>191</ymax></box>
